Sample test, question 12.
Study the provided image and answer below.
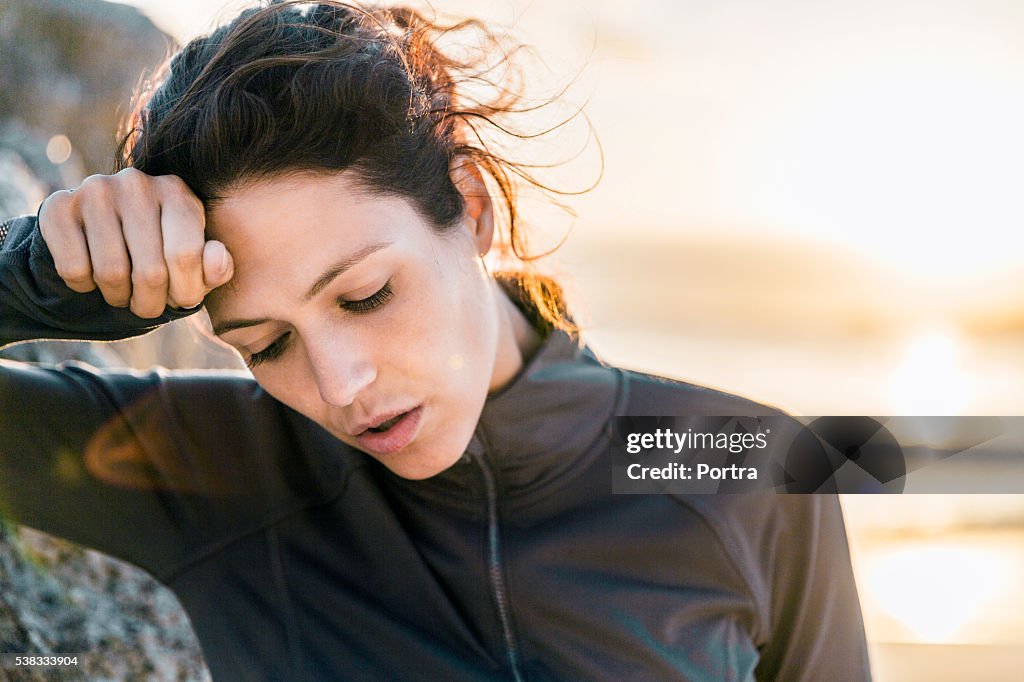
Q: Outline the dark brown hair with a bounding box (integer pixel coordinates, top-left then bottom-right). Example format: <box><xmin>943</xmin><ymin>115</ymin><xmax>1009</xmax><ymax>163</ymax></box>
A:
<box><xmin>116</xmin><ymin>0</ymin><xmax>584</xmax><ymax>333</ymax></box>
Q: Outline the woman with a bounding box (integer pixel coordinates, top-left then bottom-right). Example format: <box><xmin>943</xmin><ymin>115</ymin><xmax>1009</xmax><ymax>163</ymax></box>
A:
<box><xmin>0</xmin><ymin>1</ymin><xmax>871</xmax><ymax>679</ymax></box>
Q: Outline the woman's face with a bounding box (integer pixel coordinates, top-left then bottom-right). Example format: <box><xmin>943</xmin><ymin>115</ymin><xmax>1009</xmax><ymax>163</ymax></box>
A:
<box><xmin>204</xmin><ymin>171</ymin><xmax>527</xmax><ymax>479</ymax></box>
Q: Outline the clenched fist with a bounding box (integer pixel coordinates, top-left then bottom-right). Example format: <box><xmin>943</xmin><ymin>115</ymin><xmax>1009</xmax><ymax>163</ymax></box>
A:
<box><xmin>38</xmin><ymin>168</ymin><xmax>234</xmax><ymax>318</ymax></box>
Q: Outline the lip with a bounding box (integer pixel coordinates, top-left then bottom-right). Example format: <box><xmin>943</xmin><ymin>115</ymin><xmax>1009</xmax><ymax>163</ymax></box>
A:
<box><xmin>351</xmin><ymin>406</ymin><xmax>419</xmax><ymax>437</ymax></box>
<box><xmin>354</xmin><ymin>405</ymin><xmax>424</xmax><ymax>456</ymax></box>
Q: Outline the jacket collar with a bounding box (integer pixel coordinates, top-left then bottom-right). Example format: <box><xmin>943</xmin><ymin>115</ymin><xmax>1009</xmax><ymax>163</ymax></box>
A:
<box><xmin>375</xmin><ymin>326</ymin><xmax>623</xmax><ymax>512</ymax></box>
<box><xmin>473</xmin><ymin>328</ymin><xmax>620</xmax><ymax>475</ymax></box>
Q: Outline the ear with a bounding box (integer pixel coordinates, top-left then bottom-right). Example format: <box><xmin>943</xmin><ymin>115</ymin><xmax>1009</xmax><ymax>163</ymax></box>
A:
<box><xmin>449</xmin><ymin>156</ymin><xmax>494</xmax><ymax>257</ymax></box>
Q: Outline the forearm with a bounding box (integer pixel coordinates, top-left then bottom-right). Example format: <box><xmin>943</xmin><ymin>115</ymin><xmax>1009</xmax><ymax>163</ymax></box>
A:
<box><xmin>0</xmin><ymin>214</ymin><xmax>197</xmax><ymax>348</ymax></box>
<box><xmin>0</xmin><ymin>352</ymin><xmax>306</xmax><ymax>578</ymax></box>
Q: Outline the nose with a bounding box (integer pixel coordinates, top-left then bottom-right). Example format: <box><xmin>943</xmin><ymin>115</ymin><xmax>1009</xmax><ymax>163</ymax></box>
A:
<box><xmin>304</xmin><ymin>334</ymin><xmax>377</xmax><ymax>408</ymax></box>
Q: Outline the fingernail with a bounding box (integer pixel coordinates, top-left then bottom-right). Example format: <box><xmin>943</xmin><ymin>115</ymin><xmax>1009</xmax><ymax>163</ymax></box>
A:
<box><xmin>219</xmin><ymin>247</ymin><xmax>230</xmax><ymax>274</ymax></box>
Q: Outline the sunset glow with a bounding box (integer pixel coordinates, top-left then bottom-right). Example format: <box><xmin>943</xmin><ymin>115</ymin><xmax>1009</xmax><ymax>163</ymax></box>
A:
<box><xmin>861</xmin><ymin>541</ymin><xmax>1014</xmax><ymax>644</ymax></box>
<box><xmin>888</xmin><ymin>329</ymin><xmax>970</xmax><ymax>415</ymax></box>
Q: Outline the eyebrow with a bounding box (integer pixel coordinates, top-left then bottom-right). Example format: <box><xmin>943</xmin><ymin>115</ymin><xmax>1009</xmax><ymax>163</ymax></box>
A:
<box><xmin>212</xmin><ymin>240</ymin><xmax>392</xmax><ymax>336</ymax></box>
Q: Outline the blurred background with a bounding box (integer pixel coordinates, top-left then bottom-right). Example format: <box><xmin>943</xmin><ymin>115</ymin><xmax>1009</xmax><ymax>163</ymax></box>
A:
<box><xmin>2</xmin><ymin>0</ymin><xmax>1023</xmax><ymax>679</ymax></box>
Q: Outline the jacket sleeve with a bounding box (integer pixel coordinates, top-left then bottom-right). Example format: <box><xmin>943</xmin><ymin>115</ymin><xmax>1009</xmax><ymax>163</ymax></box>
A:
<box><xmin>752</xmin><ymin>494</ymin><xmax>873</xmax><ymax>681</ymax></box>
<box><xmin>0</xmin><ymin>213</ymin><xmax>200</xmax><ymax>347</ymax></box>
<box><xmin>0</xmin><ymin>213</ymin><xmax>340</xmax><ymax>580</ymax></box>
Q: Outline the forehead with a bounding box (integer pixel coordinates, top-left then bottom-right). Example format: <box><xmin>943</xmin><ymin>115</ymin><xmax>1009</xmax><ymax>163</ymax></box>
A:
<box><xmin>203</xmin><ymin>172</ymin><xmax>427</xmax><ymax>315</ymax></box>
<box><xmin>207</xmin><ymin>171</ymin><xmax>378</xmax><ymax>242</ymax></box>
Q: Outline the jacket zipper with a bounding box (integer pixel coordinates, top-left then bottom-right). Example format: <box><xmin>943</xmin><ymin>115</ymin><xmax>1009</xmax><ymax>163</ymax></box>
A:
<box><xmin>474</xmin><ymin>452</ymin><xmax>526</xmax><ymax>682</ymax></box>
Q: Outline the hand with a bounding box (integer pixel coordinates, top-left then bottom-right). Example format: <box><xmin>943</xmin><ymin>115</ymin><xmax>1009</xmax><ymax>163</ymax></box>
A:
<box><xmin>38</xmin><ymin>169</ymin><xmax>234</xmax><ymax>319</ymax></box>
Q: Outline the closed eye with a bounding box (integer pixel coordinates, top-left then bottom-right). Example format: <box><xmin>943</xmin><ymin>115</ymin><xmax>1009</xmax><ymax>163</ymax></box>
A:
<box><xmin>342</xmin><ymin>280</ymin><xmax>393</xmax><ymax>313</ymax></box>
<box><xmin>244</xmin><ymin>281</ymin><xmax>392</xmax><ymax>368</ymax></box>
<box><xmin>246</xmin><ymin>332</ymin><xmax>291</xmax><ymax>369</ymax></box>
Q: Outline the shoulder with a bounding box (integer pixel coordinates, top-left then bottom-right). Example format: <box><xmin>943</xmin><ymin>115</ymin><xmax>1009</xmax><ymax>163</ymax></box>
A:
<box><xmin>607</xmin><ymin>359</ymin><xmax>787</xmax><ymax>417</ymax></box>
<box><xmin>671</xmin><ymin>492</ymin><xmax>849</xmax><ymax>643</ymax></box>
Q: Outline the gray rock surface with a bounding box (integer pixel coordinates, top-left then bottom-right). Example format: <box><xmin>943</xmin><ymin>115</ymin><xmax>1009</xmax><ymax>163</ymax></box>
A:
<box><xmin>0</xmin><ymin>150</ymin><xmax>46</xmax><ymax>220</ymax></box>
<box><xmin>0</xmin><ymin>0</ymin><xmax>174</xmax><ymax>180</ymax></box>
<box><xmin>0</xmin><ymin>525</ymin><xmax>211</xmax><ymax>681</ymax></box>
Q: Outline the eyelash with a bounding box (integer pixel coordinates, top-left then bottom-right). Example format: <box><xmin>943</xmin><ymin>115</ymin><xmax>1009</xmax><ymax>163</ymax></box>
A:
<box><xmin>245</xmin><ymin>281</ymin><xmax>395</xmax><ymax>369</ymax></box>
<box><xmin>341</xmin><ymin>280</ymin><xmax>394</xmax><ymax>313</ymax></box>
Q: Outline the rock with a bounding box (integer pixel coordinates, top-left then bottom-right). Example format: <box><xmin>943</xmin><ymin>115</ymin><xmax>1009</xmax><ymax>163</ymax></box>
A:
<box><xmin>0</xmin><ymin>149</ymin><xmax>46</xmax><ymax>219</ymax></box>
<box><xmin>0</xmin><ymin>0</ymin><xmax>174</xmax><ymax>181</ymax></box>
<box><xmin>0</xmin><ymin>525</ymin><xmax>211</xmax><ymax>681</ymax></box>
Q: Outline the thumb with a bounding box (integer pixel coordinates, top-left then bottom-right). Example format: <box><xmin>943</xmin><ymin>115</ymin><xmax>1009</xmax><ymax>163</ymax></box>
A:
<box><xmin>202</xmin><ymin>240</ymin><xmax>234</xmax><ymax>292</ymax></box>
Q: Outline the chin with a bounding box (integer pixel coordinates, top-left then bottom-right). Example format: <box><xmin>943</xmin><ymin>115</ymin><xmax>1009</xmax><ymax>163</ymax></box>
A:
<box><xmin>381</xmin><ymin>451</ymin><xmax>463</xmax><ymax>480</ymax></box>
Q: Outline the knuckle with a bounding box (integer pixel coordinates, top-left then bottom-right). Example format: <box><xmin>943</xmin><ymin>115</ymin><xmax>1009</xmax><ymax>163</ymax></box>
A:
<box><xmin>130</xmin><ymin>300</ymin><xmax>163</xmax><ymax>319</ymax></box>
<box><xmin>155</xmin><ymin>174</ymin><xmax>189</xmax><ymax>196</ymax></box>
<box><xmin>102</xmin><ymin>292</ymin><xmax>130</xmax><ymax>307</ymax></box>
<box><xmin>116</xmin><ymin>167</ymin><xmax>145</xmax><ymax>181</ymax></box>
<box><xmin>41</xmin><ymin>189</ymin><xmax>74</xmax><ymax>216</ymax></box>
<box><xmin>157</xmin><ymin>173</ymin><xmax>186</xmax><ymax>189</ymax></box>
<box><xmin>115</xmin><ymin>167</ymin><xmax>153</xmax><ymax>195</ymax></box>
<box><xmin>133</xmin><ymin>265</ymin><xmax>169</xmax><ymax>288</ymax></box>
<box><xmin>93</xmin><ymin>265</ymin><xmax>130</xmax><ymax>287</ymax></box>
<box><xmin>160</xmin><ymin>176</ymin><xmax>205</xmax><ymax>216</ymax></box>
<box><xmin>79</xmin><ymin>174</ymin><xmax>113</xmax><ymax>198</ymax></box>
<box><xmin>54</xmin><ymin>261</ymin><xmax>91</xmax><ymax>284</ymax></box>
<box><xmin>38</xmin><ymin>190</ymin><xmax>76</xmax><ymax>235</ymax></box>
<box><xmin>169</xmin><ymin>248</ymin><xmax>203</xmax><ymax>271</ymax></box>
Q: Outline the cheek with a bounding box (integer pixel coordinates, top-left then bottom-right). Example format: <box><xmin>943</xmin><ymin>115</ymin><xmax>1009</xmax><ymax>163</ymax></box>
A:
<box><xmin>249</xmin><ymin>360</ymin><xmax>320</xmax><ymax>418</ymax></box>
<box><xmin>417</xmin><ymin>253</ymin><xmax>496</xmax><ymax>376</ymax></box>
<box><xmin>368</xmin><ymin>270</ymin><xmax>492</xmax><ymax>425</ymax></box>
<box><xmin>251</xmin><ymin>373</ymin><xmax>298</xmax><ymax>411</ymax></box>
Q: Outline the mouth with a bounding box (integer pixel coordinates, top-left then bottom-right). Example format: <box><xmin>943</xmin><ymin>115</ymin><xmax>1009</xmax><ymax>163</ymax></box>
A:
<box><xmin>355</xmin><ymin>406</ymin><xmax>424</xmax><ymax>456</ymax></box>
<box><xmin>367</xmin><ymin>413</ymin><xmax>405</xmax><ymax>433</ymax></box>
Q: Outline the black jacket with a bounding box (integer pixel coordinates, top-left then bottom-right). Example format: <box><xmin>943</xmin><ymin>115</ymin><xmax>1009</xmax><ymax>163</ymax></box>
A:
<box><xmin>0</xmin><ymin>214</ymin><xmax>871</xmax><ymax>680</ymax></box>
